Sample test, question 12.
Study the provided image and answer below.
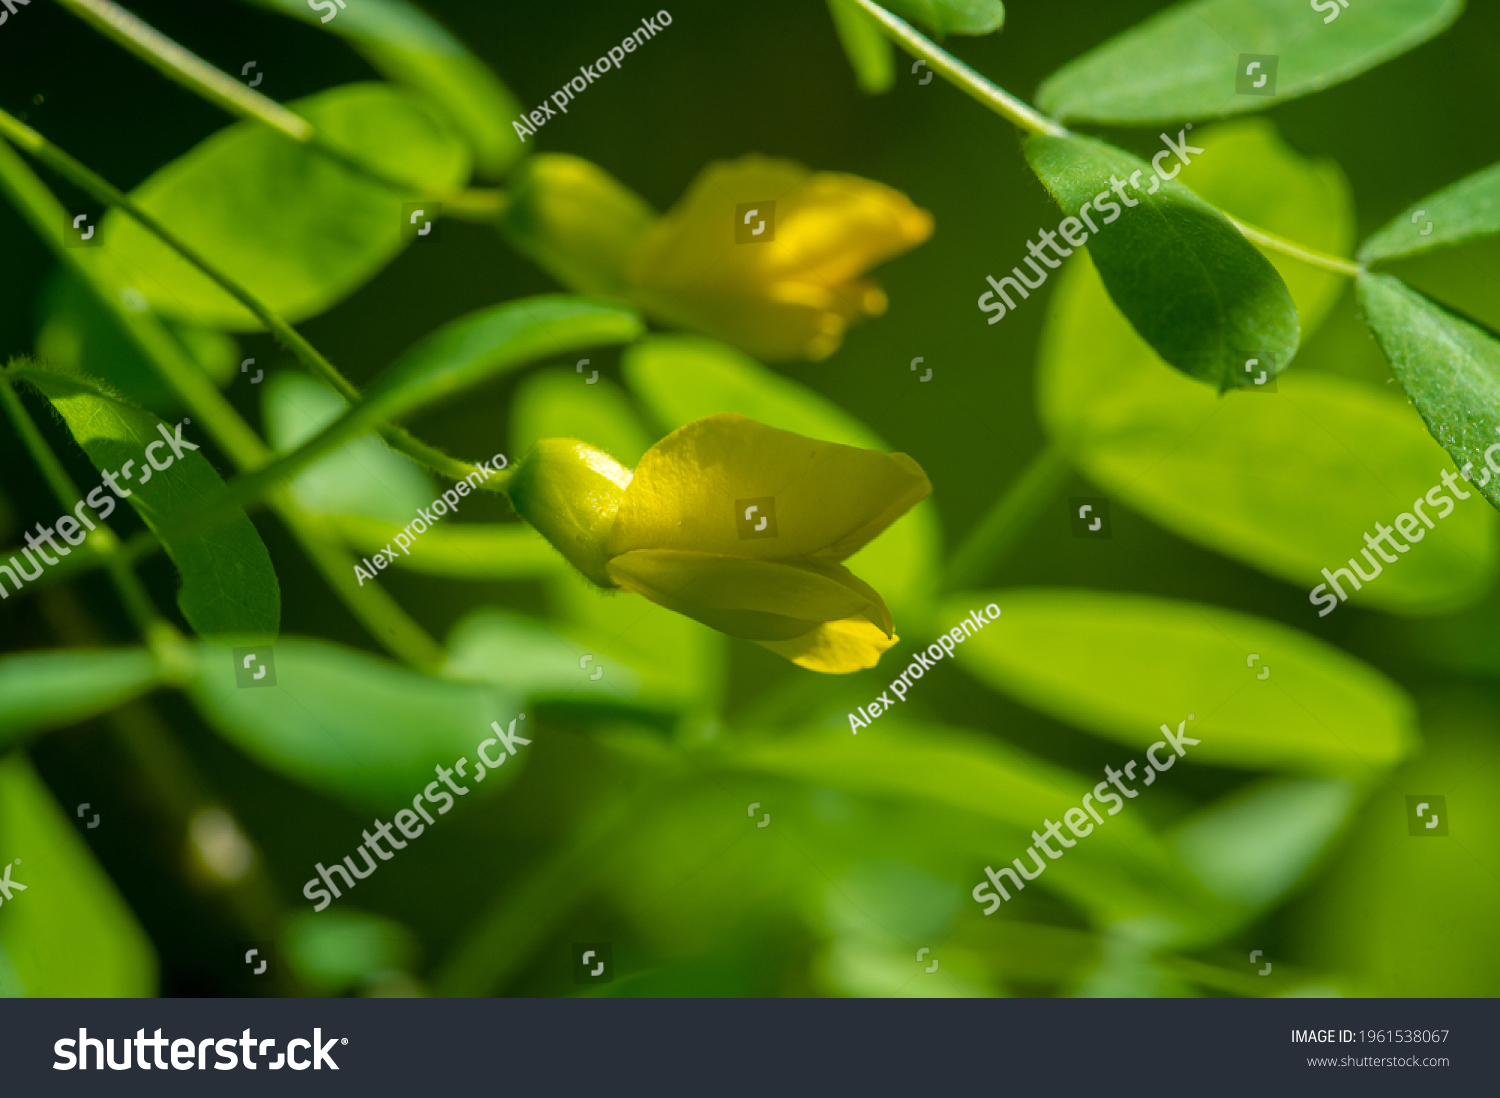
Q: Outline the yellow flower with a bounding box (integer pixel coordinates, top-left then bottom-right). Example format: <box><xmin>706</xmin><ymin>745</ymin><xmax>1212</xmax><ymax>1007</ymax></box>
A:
<box><xmin>507</xmin><ymin>413</ymin><xmax>931</xmax><ymax>673</ymax></box>
<box><xmin>497</xmin><ymin>154</ymin><xmax>933</xmax><ymax>362</ymax></box>
<box><xmin>630</xmin><ymin>156</ymin><xmax>934</xmax><ymax>360</ymax></box>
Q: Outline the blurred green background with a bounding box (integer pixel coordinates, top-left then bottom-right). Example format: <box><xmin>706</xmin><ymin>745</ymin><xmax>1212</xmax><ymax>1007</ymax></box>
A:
<box><xmin>2</xmin><ymin>0</ymin><xmax>1499</xmax><ymax>997</ymax></box>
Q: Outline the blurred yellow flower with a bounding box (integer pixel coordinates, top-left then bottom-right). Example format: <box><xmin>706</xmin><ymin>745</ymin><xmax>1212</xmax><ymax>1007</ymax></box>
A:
<box><xmin>498</xmin><ymin>153</ymin><xmax>933</xmax><ymax>361</ymax></box>
<box><xmin>508</xmin><ymin>413</ymin><xmax>931</xmax><ymax>673</ymax></box>
<box><xmin>630</xmin><ymin>156</ymin><xmax>934</xmax><ymax>360</ymax></box>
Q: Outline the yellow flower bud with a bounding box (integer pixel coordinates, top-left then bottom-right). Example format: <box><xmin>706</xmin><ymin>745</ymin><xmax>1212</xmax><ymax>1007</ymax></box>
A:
<box><xmin>497</xmin><ymin>154</ymin><xmax>657</xmax><ymax>297</ymax></box>
<box><xmin>512</xmin><ymin>413</ymin><xmax>930</xmax><ymax>674</ymax></box>
<box><xmin>506</xmin><ymin>438</ymin><xmax>632</xmax><ymax>587</ymax></box>
<box><xmin>629</xmin><ymin>155</ymin><xmax>933</xmax><ymax>360</ymax></box>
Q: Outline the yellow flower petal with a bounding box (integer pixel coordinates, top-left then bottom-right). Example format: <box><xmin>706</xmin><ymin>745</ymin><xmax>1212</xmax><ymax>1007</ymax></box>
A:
<box><xmin>508</xmin><ymin>439</ymin><xmax>632</xmax><ymax>587</ymax></box>
<box><xmin>605</xmin><ymin>549</ymin><xmax>892</xmax><ymax>641</ymax></box>
<box><xmin>607</xmin><ymin>413</ymin><xmax>930</xmax><ymax>563</ymax></box>
<box><xmin>628</xmin><ymin>155</ymin><xmax>932</xmax><ymax>360</ymax></box>
<box><xmin>753</xmin><ymin>618</ymin><xmax>899</xmax><ymax>674</ymax></box>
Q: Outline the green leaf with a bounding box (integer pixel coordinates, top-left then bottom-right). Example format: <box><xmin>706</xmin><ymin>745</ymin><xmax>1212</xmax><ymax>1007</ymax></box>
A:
<box><xmin>827</xmin><ymin>0</ymin><xmax>896</xmax><ymax>94</ymax></box>
<box><xmin>1359</xmin><ymin>273</ymin><xmax>1500</xmax><ymax>512</ymax></box>
<box><xmin>1039</xmin><ymin>256</ymin><xmax>1498</xmax><ymax>613</ymax></box>
<box><xmin>188</xmin><ymin>638</ymin><xmax>522</xmax><ymax>808</ymax></box>
<box><xmin>1360</xmin><ymin>162</ymin><xmax>1500</xmax><ymax>263</ymax></box>
<box><xmin>1172</xmin><ymin>778</ymin><xmax>1355</xmax><ymax>907</ymax></box>
<box><xmin>943</xmin><ymin>588</ymin><xmax>1417</xmax><ymax>774</ymax></box>
<box><xmin>885</xmin><ymin>0</ymin><xmax>1004</xmax><ymax>36</ymax></box>
<box><xmin>12</xmin><ymin>361</ymin><xmax>281</xmax><ymax>640</ymax></box>
<box><xmin>1175</xmin><ymin>119</ymin><xmax>1354</xmax><ymax>339</ymax></box>
<box><xmin>0</xmin><ymin>754</ymin><xmax>157</xmax><ymax>995</ymax></box>
<box><xmin>365</xmin><ymin>296</ymin><xmax>644</xmax><ymax>426</ymax></box>
<box><xmin>1023</xmin><ymin>133</ymin><xmax>1298</xmax><ymax>391</ymax></box>
<box><xmin>264</xmin><ymin>373</ymin><xmax>433</xmax><ymax>525</ymax></box>
<box><xmin>245</xmin><ymin>0</ymin><xmax>524</xmax><ymax>177</ymax></box>
<box><xmin>36</xmin><ymin>270</ymin><xmax>238</xmax><ymax>418</ymax></box>
<box><xmin>324</xmin><ymin>515</ymin><xmax>562</xmax><ymax>580</ymax></box>
<box><xmin>622</xmin><ymin>335</ymin><xmax>942</xmax><ymax>626</ymax></box>
<box><xmin>0</xmin><ymin>649</ymin><xmax>163</xmax><ymax>750</ymax></box>
<box><xmin>1036</xmin><ymin>0</ymin><xmax>1463</xmax><ymax>125</ymax></box>
<box><xmin>98</xmin><ymin>83</ymin><xmax>471</xmax><ymax>329</ymax></box>
<box><xmin>722</xmin><ymin>724</ymin><xmax>1226</xmax><ymax>938</ymax></box>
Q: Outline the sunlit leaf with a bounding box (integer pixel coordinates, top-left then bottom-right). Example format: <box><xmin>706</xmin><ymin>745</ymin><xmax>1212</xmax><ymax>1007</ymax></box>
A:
<box><xmin>1361</xmin><ymin>162</ymin><xmax>1500</xmax><ymax>263</ymax></box>
<box><xmin>0</xmin><ymin>754</ymin><xmax>157</xmax><ymax>995</ymax></box>
<box><xmin>98</xmin><ymin>83</ymin><xmax>471</xmax><ymax>329</ymax></box>
<box><xmin>188</xmin><ymin>638</ymin><xmax>522</xmax><ymax>807</ymax></box>
<box><xmin>944</xmin><ymin>588</ymin><xmax>1417</xmax><ymax>774</ymax></box>
<box><xmin>622</xmin><ymin>335</ymin><xmax>941</xmax><ymax>627</ymax></box>
<box><xmin>363</xmin><ymin>296</ymin><xmax>643</xmax><ymax>426</ymax></box>
<box><xmin>1360</xmin><ymin>272</ymin><xmax>1500</xmax><ymax>511</ymax></box>
<box><xmin>1172</xmin><ymin>778</ymin><xmax>1355</xmax><ymax>907</ymax></box>
<box><xmin>827</xmin><ymin>0</ymin><xmax>895</xmax><ymax>94</ymax></box>
<box><xmin>1039</xmin><ymin>256</ymin><xmax>1498</xmax><ymax>613</ymax></box>
<box><xmin>1036</xmin><ymin>0</ymin><xmax>1464</xmax><ymax>124</ymax></box>
<box><xmin>281</xmin><ymin>908</ymin><xmax>418</xmax><ymax>994</ymax></box>
<box><xmin>0</xmin><ymin>649</ymin><xmax>163</xmax><ymax>750</ymax></box>
<box><xmin>245</xmin><ymin>0</ymin><xmax>524</xmax><ymax>176</ymax></box>
<box><xmin>1024</xmin><ymin>133</ymin><xmax>1298</xmax><ymax>390</ymax></box>
<box><xmin>443</xmin><ymin>608</ymin><xmax>650</xmax><ymax>706</ymax></box>
<box><xmin>12</xmin><ymin>360</ymin><xmax>281</xmax><ymax>640</ymax></box>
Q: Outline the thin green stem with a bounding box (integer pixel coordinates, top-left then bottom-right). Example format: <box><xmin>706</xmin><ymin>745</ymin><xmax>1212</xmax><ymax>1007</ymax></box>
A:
<box><xmin>852</xmin><ymin>0</ymin><xmax>1067</xmax><ymax>137</ymax></box>
<box><xmin>944</xmin><ymin>441</ymin><xmax>1072</xmax><ymax>592</ymax></box>
<box><xmin>0</xmin><ymin>139</ymin><xmax>444</xmax><ymax>670</ymax></box>
<box><xmin>0</xmin><ymin>108</ymin><xmax>501</xmax><ymax>488</ymax></box>
<box><xmin>0</xmin><ymin>368</ymin><xmax>179</xmax><ymax>659</ymax></box>
<box><xmin>1226</xmin><ymin>214</ymin><xmax>1365</xmax><ymax>278</ymax></box>
<box><xmin>856</xmin><ymin>0</ymin><xmax>1364</xmax><ymax>279</ymax></box>
<box><xmin>52</xmin><ymin>0</ymin><xmax>504</xmax><ymax>215</ymax></box>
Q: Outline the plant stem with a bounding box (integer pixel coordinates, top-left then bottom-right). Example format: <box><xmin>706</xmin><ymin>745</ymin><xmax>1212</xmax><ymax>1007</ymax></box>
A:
<box><xmin>1225</xmin><ymin>214</ymin><xmax>1365</xmax><ymax>277</ymax></box>
<box><xmin>855</xmin><ymin>0</ymin><xmax>1365</xmax><ymax>278</ymax></box>
<box><xmin>0</xmin><ymin>109</ymin><xmax>502</xmax><ymax>489</ymax></box>
<box><xmin>52</xmin><ymin>0</ymin><xmax>504</xmax><ymax>214</ymax></box>
<box><xmin>0</xmin><ymin>140</ymin><xmax>445</xmax><ymax>670</ymax></box>
<box><xmin>852</xmin><ymin>0</ymin><xmax>1067</xmax><ymax>137</ymax></box>
<box><xmin>944</xmin><ymin>441</ymin><xmax>1072</xmax><ymax>592</ymax></box>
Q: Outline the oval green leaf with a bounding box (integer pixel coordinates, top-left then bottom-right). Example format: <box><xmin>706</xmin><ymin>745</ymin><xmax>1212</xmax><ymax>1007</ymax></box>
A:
<box><xmin>188</xmin><ymin>638</ymin><xmax>522</xmax><ymax>808</ymax></box>
<box><xmin>1039</xmin><ymin>257</ymin><xmax>1498</xmax><ymax>614</ymax></box>
<box><xmin>622</xmin><ymin>334</ymin><xmax>942</xmax><ymax>626</ymax></box>
<box><xmin>1024</xmin><ymin>133</ymin><xmax>1298</xmax><ymax>390</ymax></box>
<box><xmin>1359</xmin><ymin>272</ymin><xmax>1500</xmax><ymax>512</ymax></box>
<box><xmin>98</xmin><ymin>83</ymin><xmax>471</xmax><ymax>329</ymax></box>
<box><xmin>1361</xmin><ymin>162</ymin><xmax>1500</xmax><ymax>262</ymax></box>
<box><xmin>0</xmin><ymin>648</ymin><xmax>163</xmax><ymax>750</ymax></box>
<box><xmin>12</xmin><ymin>361</ymin><xmax>281</xmax><ymax>640</ymax></box>
<box><xmin>245</xmin><ymin>0</ymin><xmax>524</xmax><ymax>176</ymax></box>
<box><xmin>944</xmin><ymin>588</ymin><xmax>1417</xmax><ymax>774</ymax></box>
<box><xmin>1036</xmin><ymin>0</ymin><xmax>1463</xmax><ymax>125</ymax></box>
<box><xmin>884</xmin><ymin>0</ymin><xmax>1004</xmax><ymax>36</ymax></box>
<box><xmin>827</xmin><ymin>0</ymin><xmax>895</xmax><ymax>94</ymax></box>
